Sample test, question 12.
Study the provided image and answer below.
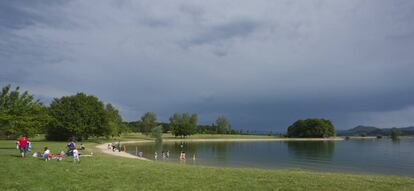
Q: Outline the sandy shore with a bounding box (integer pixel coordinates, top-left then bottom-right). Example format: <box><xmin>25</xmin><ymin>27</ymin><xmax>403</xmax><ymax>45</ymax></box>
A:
<box><xmin>96</xmin><ymin>141</ymin><xmax>152</xmax><ymax>161</ymax></box>
<box><xmin>96</xmin><ymin>137</ymin><xmax>343</xmax><ymax>161</ymax></box>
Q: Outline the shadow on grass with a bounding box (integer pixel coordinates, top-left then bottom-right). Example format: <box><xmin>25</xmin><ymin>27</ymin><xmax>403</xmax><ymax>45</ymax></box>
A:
<box><xmin>0</xmin><ymin>147</ymin><xmax>16</xmax><ymax>150</ymax></box>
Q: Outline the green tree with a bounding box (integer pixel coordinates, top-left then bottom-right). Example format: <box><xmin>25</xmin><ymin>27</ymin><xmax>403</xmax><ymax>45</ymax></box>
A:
<box><xmin>47</xmin><ymin>93</ymin><xmax>108</xmax><ymax>141</ymax></box>
<box><xmin>0</xmin><ymin>85</ymin><xmax>49</xmax><ymax>138</ymax></box>
<box><xmin>215</xmin><ymin>116</ymin><xmax>230</xmax><ymax>134</ymax></box>
<box><xmin>151</xmin><ymin>125</ymin><xmax>163</xmax><ymax>143</ymax></box>
<box><xmin>390</xmin><ymin>128</ymin><xmax>400</xmax><ymax>140</ymax></box>
<box><xmin>169</xmin><ymin>113</ymin><xmax>198</xmax><ymax>138</ymax></box>
<box><xmin>105</xmin><ymin>104</ymin><xmax>127</xmax><ymax>138</ymax></box>
<box><xmin>287</xmin><ymin>118</ymin><xmax>336</xmax><ymax>138</ymax></box>
<box><xmin>138</xmin><ymin>112</ymin><xmax>157</xmax><ymax>135</ymax></box>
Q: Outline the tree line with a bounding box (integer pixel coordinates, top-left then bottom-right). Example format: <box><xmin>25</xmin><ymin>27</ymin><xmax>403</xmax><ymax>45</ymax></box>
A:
<box><xmin>125</xmin><ymin>112</ymin><xmax>236</xmax><ymax>138</ymax></box>
<box><xmin>0</xmin><ymin>85</ymin><xmax>234</xmax><ymax>140</ymax></box>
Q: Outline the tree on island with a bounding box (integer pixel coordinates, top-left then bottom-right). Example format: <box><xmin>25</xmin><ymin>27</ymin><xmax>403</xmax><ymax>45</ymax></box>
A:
<box><xmin>0</xmin><ymin>85</ymin><xmax>50</xmax><ymax>138</ymax></box>
<box><xmin>390</xmin><ymin>128</ymin><xmax>400</xmax><ymax>140</ymax></box>
<box><xmin>215</xmin><ymin>116</ymin><xmax>230</xmax><ymax>134</ymax></box>
<box><xmin>47</xmin><ymin>93</ymin><xmax>122</xmax><ymax>141</ymax></box>
<box><xmin>287</xmin><ymin>118</ymin><xmax>336</xmax><ymax>138</ymax></box>
<box><xmin>137</xmin><ymin>112</ymin><xmax>157</xmax><ymax>135</ymax></box>
<box><xmin>169</xmin><ymin>113</ymin><xmax>198</xmax><ymax>138</ymax></box>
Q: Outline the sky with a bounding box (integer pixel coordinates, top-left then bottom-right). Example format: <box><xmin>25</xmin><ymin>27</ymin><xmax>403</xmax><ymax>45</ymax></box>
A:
<box><xmin>1</xmin><ymin>0</ymin><xmax>414</xmax><ymax>132</ymax></box>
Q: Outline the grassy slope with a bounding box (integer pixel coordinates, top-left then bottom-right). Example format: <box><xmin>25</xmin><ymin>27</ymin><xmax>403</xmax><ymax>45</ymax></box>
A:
<box><xmin>1</xmin><ymin>140</ymin><xmax>414</xmax><ymax>191</ymax></box>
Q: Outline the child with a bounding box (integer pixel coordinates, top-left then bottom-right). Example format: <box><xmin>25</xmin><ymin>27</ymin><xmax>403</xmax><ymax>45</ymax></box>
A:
<box><xmin>154</xmin><ymin>152</ymin><xmax>158</xmax><ymax>160</ymax></box>
<box><xmin>43</xmin><ymin>147</ymin><xmax>50</xmax><ymax>161</ymax></box>
<box><xmin>73</xmin><ymin>148</ymin><xmax>80</xmax><ymax>163</ymax></box>
<box><xmin>28</xmin><ymin>141</ymin><xmax>32</xmax><ymax>152</ymax></box>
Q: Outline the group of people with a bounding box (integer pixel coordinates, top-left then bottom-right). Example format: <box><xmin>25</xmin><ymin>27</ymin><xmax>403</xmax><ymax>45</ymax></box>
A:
<box><xmin>108</xmin><ymin>141</ymin><xmax>124</xmax><ymax>152</ymax></box>
<box><xmin>154</xmin><ymin>150</ymin><xmax>170</xmax><ymax>160</ymax></box>
<box><xmin>16</xmin><ymin>135</ymin><xmax>86</xmax><ymax>163</ymax></box>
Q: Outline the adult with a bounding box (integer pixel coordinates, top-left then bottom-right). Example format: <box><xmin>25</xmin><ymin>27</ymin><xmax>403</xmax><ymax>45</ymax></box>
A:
<box><xmin>67</xmin><ymin>139</ymin><xmax>76</xmax><ymax>156</ymax></box>
<box><xmin>17</xmin><ymin>135</ymin><xmax>29</xmax><ymax>158</ymax></box>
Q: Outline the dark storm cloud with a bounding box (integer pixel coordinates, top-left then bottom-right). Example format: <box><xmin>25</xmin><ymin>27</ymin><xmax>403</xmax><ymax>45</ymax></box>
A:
<box><xmin>1</xmin><ymin>0</ymin><xmax>414</xmax><ymax>131</ymax></box>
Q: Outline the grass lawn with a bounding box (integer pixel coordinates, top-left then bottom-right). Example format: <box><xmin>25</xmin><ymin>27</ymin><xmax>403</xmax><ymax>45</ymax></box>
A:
<box><xmin>1</xmin><ymin>139</ymin><xmax>414</xmax><ymax>191</ymax></box>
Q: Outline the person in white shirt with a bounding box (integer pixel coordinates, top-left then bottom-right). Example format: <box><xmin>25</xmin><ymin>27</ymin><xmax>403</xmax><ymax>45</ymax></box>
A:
<box><xmin>43</xmin><ymin>147</ymin><xmax>50</xmax><ymax>161</ymax></box>
<box><xmin>73</xmin><ymin>148</ymin><xmax>80</xmax><ymax>163</ymax></box>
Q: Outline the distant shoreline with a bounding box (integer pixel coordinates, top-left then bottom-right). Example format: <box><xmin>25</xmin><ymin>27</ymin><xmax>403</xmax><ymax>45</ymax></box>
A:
<box><xmin>96</xmin><ymin>137</ymin><xmax>344</xmax><ymax>160</ymax></box>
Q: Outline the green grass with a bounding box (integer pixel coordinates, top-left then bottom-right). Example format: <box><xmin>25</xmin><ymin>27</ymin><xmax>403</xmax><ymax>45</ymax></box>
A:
<box><xmin>1</xmin><ymin>140</ymin><xmax>414</xmax><ymax>191</ymax></box>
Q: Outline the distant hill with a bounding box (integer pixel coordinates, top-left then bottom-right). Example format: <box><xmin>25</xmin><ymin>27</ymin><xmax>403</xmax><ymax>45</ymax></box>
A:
<box><xmin>338</xmin><ymin>125</ymin><xmax>414</xmax><ymax>136</ymax></box>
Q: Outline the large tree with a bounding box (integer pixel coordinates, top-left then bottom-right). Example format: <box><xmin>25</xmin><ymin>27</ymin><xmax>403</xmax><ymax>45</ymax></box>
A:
<box><xmin>105</xmin><ymin>103</ymin><xmax>128</xmax><ymax>138</ymax></box>
<box><xmin>47</xmin><ymin>93</ymin><xmax>108</xmax><ymax>141</ymax></box>
<box><xmin>138</xmin><ymin>112</ymin><xmax>157</xmax><ymax>135</ymax></box>
<box><xmin>169</xmin><ymin>113</ymin><xmax>198</xmax><ymax>138</ymax></box>
<box><xmin>0</xmin><ymin>85</ymin><xmax>49</xmax><ymax>138</ymax></box>
<box><xmin>215</xmin><ymin>116</ymin><xmax>230</xmax><ymax>134</ymax></box>
<box><xmin>287</xmin><ymin>118</ymin><xmax>336</xmax><ymax>138</ymax></box>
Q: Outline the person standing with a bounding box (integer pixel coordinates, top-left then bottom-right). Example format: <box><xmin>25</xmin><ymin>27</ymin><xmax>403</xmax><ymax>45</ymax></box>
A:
<box><xmin>73</xmin><ymin>148</ymin><xmax>80</xmax><ymax>163</ymax></box>
<box><xmin>43</xmin><ymin>147</ymin><xmax>50</xmax><ymax>161</ymax></box>
<box><xmin>17</xmin><ymin>135</ymin><xmax>29</xmax><ymax>158</ymax></box>
<box><xmin>67</xmin><ymin>139</ymin><xmax>76</xmax><ymax>156</ymax></box>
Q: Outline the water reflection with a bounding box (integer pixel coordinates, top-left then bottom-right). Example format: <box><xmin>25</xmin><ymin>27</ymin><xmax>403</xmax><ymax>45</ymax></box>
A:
<box><xmin>286</xmin><ymin>141</ymin><xmax>335</xmax><ymax>160</ymax></box>
<box><xmin>125</xmin><ymin>139</ymin><xmax>414</xmax><ymax>177</ymax></box>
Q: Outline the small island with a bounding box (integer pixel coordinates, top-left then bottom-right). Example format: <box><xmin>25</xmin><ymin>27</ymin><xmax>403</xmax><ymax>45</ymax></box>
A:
<box><xmin>287</xmin><ymin>118</ymin><xmax>336</xmax><ymax>138</ymax></box>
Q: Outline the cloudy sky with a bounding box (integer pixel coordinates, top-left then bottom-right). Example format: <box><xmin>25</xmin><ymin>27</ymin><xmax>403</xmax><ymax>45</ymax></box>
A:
<box><xmin>1</xmin><ymin>0</ymin><xmax>414</xmax><ymax>131</ymax></box>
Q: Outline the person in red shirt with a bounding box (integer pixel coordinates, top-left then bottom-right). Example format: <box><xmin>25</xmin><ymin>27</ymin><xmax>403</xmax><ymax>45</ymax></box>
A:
<box><xmin>17</xmin><ymin>135</ymin><xmax>29</xmax><ymax>158</ymax></box>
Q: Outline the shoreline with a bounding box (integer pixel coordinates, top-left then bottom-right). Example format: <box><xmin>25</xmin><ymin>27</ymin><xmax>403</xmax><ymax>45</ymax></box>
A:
<box><xmin>96</xmin><ymin>140</ymin><xmax>152</xmax><ymax>161</ymax></box>
<box><xmin>96</xmin><ymin>137</ymin><xmax>344</xmax><ymax>161</ymax></box>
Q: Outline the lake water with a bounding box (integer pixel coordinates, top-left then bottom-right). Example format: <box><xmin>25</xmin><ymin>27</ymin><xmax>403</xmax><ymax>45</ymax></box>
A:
<box><xmin>125</xmin><ymin>138</ymin><xmax>414</xmax><ymax>177</ymax></box>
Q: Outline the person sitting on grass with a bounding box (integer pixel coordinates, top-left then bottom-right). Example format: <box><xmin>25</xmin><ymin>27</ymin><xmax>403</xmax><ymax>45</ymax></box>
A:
<box><xmin>79</xmin><ymin>144</ymin><xmax>85</xmax><ymax>150</ymax></box>
<box><xmin>43</xmin><ymin>147</ymin><xmax>50</xmax><ymax>161</ymax></box>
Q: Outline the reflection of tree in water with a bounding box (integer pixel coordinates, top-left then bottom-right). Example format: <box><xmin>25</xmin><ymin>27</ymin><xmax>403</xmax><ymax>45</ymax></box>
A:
<box><xmin>286</xmin><ymin>141</ymin><xmax>335</xmax><ymax>159</ymax></box>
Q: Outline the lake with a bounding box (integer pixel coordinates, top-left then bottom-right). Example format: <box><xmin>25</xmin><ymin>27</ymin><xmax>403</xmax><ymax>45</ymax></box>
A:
<box><xmin>125</xmin><ymin>138</ymin><xmax>414</xmax><ymax>177</ymax></box>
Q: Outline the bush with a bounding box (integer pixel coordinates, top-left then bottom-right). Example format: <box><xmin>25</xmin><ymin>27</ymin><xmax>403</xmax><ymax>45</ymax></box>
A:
<box><xmin>287</xmin><ymin>118</ymin><xmax>336</xmax><ymax>138</ymax></box>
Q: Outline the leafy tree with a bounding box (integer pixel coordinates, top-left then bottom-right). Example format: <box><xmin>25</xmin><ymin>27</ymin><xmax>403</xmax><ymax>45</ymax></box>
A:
<box><xmin>215</xmin><ymin>116</ymin><xmax>230</xmax><ymax>134</ymax></box>
<box><xmin>169</xmin><ymin>113</ymin><xmax>198</xmax><ymax>138</ymax></box>
<box><xmin>47</xmin><ymin>93</ymin><xmax>108</xmax><ymax>141</ymax></box>
<box><xmin>390</xmin><ymin>128</ymin><xmax>400</xmax><ymax>140</ymax></box>
<box><xmin>287</xmin><ymin>118</ymin><xmax>336</xmax><ymax>138</ymax></box>
<box><xmin>151</xmin><ymin>125</ymin><xmax>163</xmax><ymax>143</ymax></box>
<box><xmin>138</xmin><ymin>112</ymin><xmax>157</xmax><ymax>135</ymax></box>
<box><xmin>124</xmin><ymin>121</ymin><xmax>140</xmax><ymax>132</ymax></box>
<box><xmin>105</xmin><ymin>104</ymin><xmax>128</xmax><ymax>138</ymax></box>
<box><xmin>0</xmin><ymin>85</ymin><xmax>49</xmax><ymax>138</ymax></box>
